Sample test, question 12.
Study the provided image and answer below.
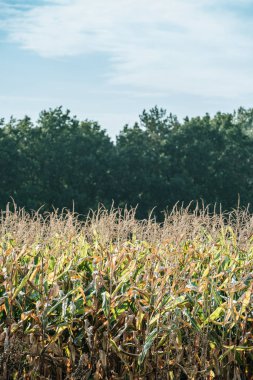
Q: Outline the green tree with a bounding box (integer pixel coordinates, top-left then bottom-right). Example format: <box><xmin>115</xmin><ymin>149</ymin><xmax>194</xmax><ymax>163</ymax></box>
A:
<box><xmin>34</xmin><ymin>107</ymin><xmax>115</xmax><ymax>212</ymax></box>
<box><xmin>115</xmin><ymin>107</ymin><xmax>178</xmax><ymax>218</ymax></box>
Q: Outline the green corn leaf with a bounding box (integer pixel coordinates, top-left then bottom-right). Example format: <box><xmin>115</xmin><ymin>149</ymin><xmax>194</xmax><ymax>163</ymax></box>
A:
<box><xmin>102</xmin><ymin>291</ymin><xmax>110</xmax><ymax>318</ymax></box>
<box><xmin>12</xmin><ymin>266</ymin><xmax>37</xmax><ymax>300</ymax></box>
<box><xmin>138</xmin><ymin>328</ymin><xmax>158</xmax><ymax>365</ymax></box>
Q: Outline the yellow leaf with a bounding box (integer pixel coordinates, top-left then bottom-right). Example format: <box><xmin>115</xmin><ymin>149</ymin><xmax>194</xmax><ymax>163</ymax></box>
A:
<box><xmin>202</xmin><ymin>267</ymin><xmax>210</xmax><ymax>278</ymax></box>
<box><xmin>203</xmin><ymin>306</ymin><xmax>225</xmax><ymax>325</ymax></box>
<box><xmin>241</xmin><ymin>287</ymin><xmax>252</xmax><ymax>314</ymax></box>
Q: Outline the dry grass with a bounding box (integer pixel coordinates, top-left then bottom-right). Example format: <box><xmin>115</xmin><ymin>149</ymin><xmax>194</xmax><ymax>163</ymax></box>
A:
<box><xmin>0</xmin><ymin>205</ymin><xmax>253</xmax><ymax>379</ymax></box>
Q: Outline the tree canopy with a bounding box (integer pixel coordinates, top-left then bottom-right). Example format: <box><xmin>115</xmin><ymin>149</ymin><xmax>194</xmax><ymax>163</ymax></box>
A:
<box><xmin>1</xmin><ymin>106</ymin><xmax>253</xmax><ymax>218</ymax></box>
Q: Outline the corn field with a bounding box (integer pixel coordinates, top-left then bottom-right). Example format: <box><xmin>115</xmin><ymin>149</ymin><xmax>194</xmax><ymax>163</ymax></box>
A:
<box><xmin>0</xmin><ymin>205</ymin><xmax>253</xmax><ymax>379</ymax></box>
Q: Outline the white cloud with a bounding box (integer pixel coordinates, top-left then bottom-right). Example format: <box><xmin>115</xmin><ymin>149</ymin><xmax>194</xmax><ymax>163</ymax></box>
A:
<box><xmin>2</xmin><ymin>0</ymin><xmax>253</xmax><ymax>99</ymax></box>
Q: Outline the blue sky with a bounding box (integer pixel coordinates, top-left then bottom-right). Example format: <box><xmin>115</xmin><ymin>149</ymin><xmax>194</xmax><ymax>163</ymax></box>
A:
<box><xmin>1</xmin><ymin>0</ymin><xmax>253</xmax><ymax>137</ymax></box>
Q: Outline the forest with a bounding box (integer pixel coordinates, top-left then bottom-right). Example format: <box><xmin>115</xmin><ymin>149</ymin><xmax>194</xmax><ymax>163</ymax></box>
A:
<box><xmin>1</xmin><ymin>106</ymin><xmax>253</xmax><ymax>217</ymax></box>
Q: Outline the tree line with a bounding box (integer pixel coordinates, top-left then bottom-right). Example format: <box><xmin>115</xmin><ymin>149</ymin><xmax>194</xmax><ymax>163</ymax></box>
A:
<box><xmin>1</xmin><ymin>106</ymin><xmax>253</xmax><ymax>218</ymax></box>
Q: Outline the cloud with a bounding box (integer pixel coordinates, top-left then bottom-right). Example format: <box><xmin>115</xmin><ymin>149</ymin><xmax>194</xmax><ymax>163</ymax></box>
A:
<box><xmin>2</xmin><ymin>0</ymin><xmax>253</xmax><ymax>99</ymax></box>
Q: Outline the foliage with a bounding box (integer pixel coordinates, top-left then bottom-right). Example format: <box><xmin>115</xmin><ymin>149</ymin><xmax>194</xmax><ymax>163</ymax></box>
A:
<box><xmin>0</xmin><ymin>206</ymin><xmax>253</xmax><ymax>379</ymax></box>
<box><xmin>1</xmin><ymin>106</ymin><xmax>253</xmax><ymax>217</ymax></box>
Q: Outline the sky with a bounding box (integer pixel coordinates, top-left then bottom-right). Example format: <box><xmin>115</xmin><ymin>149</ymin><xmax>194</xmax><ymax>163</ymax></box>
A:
<box><xmin>0</xmin><ymin>0</ymin><xmax>253</xmax><ymax>137</ymax></box>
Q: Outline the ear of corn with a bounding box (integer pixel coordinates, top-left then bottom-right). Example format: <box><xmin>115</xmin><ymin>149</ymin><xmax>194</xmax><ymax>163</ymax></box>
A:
<box><xmin>0</xmin><ymin>206</ymin><xmax>252</xmax><ymax>379</ymax></box>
